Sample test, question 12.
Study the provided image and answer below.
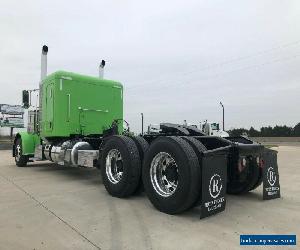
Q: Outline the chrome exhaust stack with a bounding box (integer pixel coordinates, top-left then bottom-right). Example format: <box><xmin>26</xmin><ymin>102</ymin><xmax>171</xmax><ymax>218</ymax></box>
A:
<box><xmin>41</xmin><ymin>45</ymin><xmax>48</xmax><ymax>81</ymax></box>
<box><xmin>99</xmin><ymin>60</ymin><xmax>105</xmax><ymax>79</ymax></box>
<box><xmin>39</xmin><ymin>45</ymin><xmax>48</xmax><ymax>131</ymax></box>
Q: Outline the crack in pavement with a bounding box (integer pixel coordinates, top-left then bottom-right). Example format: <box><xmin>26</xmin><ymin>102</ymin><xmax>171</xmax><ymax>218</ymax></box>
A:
<box><xmin>0</xmin><ymin>174</ymin><xmax>101</xmax><ymax>250</ymax></box>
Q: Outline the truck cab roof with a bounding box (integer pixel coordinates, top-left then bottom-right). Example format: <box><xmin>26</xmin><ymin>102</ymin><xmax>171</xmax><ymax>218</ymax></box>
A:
<box><xmin>44</xmin><ymin>70</ymin><xmax>123</xmax><ymax>88</ymax></box>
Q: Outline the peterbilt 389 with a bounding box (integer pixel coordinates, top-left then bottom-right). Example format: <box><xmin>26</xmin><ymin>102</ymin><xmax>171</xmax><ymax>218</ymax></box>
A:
<box><xmin>13</xmin><ymin>46</ymin><xmax>280</xmax><ymax>218</ymax></box>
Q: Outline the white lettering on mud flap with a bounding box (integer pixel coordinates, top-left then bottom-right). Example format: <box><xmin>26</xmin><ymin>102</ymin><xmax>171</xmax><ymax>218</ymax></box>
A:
<box><xmin>206</xmin><ymin>174</ymin><xmax>225</xmax><ymax>212</ymax></box>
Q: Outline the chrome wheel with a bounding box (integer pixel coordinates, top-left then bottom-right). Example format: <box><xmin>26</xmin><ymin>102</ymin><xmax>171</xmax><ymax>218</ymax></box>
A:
<box><xmin>15</xmin><ymin>144</ymin><xmax>21</xmax><ymax>162</ymax></box>
<box><xmin>150</xmin><ymin>152</ymin><xmax>178</xmax><ymax>197</ymax></box>
<box><xmin>105</xmin><ymin>149</ymin><xmax>123</xmax><ymax>184</ymax></box>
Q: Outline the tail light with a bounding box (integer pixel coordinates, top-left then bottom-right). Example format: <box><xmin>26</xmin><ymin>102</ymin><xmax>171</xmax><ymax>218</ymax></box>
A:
<box><xmin>238</xmin><ymin>157</ymin><xmax>247</xmax><ymax>172</ymax></box>
<box><xmin>256</xmin><ymin>156</ymin><xmax>265</xmax><ymax>168</ymax></box>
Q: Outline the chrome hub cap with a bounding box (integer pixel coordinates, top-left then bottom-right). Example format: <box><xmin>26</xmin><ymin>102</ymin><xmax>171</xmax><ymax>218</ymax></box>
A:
<box><xmin>150</xmin><ymin>152</ymin><xmax>178</xmax><ymax>197</ymax></box>
<box><xmin>105</xmin><ymin>149</ymin><xmax>123</xmax><ymax>184</ymax></box>
<box><xmin>15</xmin><ymin>145</ymin><xmax>21</xmax><ymax>161</ymax></box>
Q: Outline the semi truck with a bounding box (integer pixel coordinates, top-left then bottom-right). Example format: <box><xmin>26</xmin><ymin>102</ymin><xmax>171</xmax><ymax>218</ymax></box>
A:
<box><xmin>199</xmin><ymin>121</ymin><xmax>229</xmax><ymax>137</ymax></box>
<box><xmin>12</xmin><ymin>46</ymin><xmax>280</xmax><ymax>218</ymax></box>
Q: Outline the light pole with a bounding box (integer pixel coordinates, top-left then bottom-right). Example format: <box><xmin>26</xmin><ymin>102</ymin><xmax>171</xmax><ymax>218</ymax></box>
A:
<box><xmin>141</xmin><ymin>113</ymin><xmax>144</xmax><ymax>135</ymax></box>
<box><xmin>220</xmin><ymin>102</ymin><xmax>224</xmax><ymax>131</ymax></box>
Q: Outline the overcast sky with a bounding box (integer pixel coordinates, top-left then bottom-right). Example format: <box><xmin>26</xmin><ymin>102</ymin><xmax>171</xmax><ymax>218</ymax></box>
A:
<box><xmin>0</xmin><ymin>0</ymin><xmax>299</xmax><ymax>133</ymax></box>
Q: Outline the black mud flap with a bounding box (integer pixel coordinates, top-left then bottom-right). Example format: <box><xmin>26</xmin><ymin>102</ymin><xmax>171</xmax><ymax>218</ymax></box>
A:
<box><xmin>262</xmin><ymin>148</ymin><xmax>280</xmax><ymax>200</ymax></box>
<box><xmin>200</xmin><ymin>147</ymin><xmax>230</xmax><ymax>219</ymax></box>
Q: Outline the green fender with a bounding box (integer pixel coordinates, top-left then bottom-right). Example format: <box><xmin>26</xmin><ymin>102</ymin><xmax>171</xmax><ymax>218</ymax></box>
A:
<box><xmin>13</xmin><ymin>132</ymin><xmax>41</xmax><ymax>156</ymax></box>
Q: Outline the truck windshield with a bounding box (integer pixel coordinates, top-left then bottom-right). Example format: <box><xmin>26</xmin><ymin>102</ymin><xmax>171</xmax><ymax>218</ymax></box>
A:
<box><xmin>211</xmin><ymin>123</ymin><xmax>219</xmax><ymax>130</ymax></box>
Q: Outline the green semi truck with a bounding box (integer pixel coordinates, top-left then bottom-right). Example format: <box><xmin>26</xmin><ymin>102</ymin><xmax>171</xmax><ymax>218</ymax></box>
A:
<box><xmin>12</xmin><ymin>46</ymin><xmax>280</xmax><ymax>218</ymax></box>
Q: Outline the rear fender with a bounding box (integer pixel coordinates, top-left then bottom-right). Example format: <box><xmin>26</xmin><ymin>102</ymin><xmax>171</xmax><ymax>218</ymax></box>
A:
<box><xmin>13</xmin><ymin>132</ymin><xmax>40</xmax><ymax>156</ymax></box>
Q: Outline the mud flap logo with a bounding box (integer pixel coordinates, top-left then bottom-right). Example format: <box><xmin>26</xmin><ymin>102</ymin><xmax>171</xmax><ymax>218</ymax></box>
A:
<box><xmin>200</xmin><ymin>154</ymin><xmax>227</xmax><ymax>219</ymax></box>
<box><xmin>267</xmin><ymin>167</ymin><xmax>276</xmax><ymax>186</ymax></box>
<box><xmin>263</xmin><ymin>150</ymin><xmax>280</xmax><ymax>200</ymax></box>
<box><xmin>209</xmin><ymin>174</ymin><xmax>222</xmax><ymax>199</ymax></box>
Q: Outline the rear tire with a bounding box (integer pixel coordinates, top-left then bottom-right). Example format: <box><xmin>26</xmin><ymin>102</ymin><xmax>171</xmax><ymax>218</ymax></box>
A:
<box><xmin>181</xmin><ymin>136</ymin><xmax>206</xmax><ymax>162</ymax></box>
<box><xmin>143</xmin><ymin>136</ymin><xmax>200</xmax><ymax>214</ymax></box>
<box><xmin>249</xmin><ymin>168</ymin><xmax>263</xmax><ymax>191</ymax></box>
<box><xmin>100</xmin><ymin>135</ymin><xmax>141</xmax><ymax>198</ymax></box>
<box><xmin>131</xmin><ymin>136</ymin><xmax>149</xmax><ymax>159</ymax></box>
<box><xmin>181</xmin><ymin>136</ymin><xmax>207</xmax><ymax>206</ymax></box>
<box><xmin>131</xmin><ymin>136</ymin><xmax>149</xmax><ymax>194</ymax></box>
<box><xmin>14</xmin><ymin>138</ymin><xmax>28</xmax><ymax>167</ymax></box>
<box><xmin>227</xmin><ymin>157</ymin><xmax>261</xmax><ymax>194</ymax></box>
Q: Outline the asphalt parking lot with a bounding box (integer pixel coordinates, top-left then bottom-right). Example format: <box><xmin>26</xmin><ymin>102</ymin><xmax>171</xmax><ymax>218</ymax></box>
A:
<box><xmin>0</xmin><ymin>146</ymin><xmax>299</xmax><ymax>250</ymax></box>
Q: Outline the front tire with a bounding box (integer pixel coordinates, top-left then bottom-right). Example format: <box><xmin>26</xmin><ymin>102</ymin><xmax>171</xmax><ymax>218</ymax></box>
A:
<box><xmin>14</xmin><ymin>138</ymin><xmax>28</xmax><ymax>167</ymax></box>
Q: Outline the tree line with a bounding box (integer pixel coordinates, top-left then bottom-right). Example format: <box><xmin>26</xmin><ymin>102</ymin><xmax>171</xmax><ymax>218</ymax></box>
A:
<box><xmin>228</xmin><ymin>123</ymin><xmax>300</xmax><ymax>137</ymax></box>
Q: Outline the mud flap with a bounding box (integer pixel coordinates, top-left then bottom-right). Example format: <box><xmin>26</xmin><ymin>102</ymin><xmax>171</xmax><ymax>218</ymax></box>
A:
<box><xmin>262</xmin><ymin>149</ymin><xmax>280</xmax><ymax>200</ymax></box>
<box><xmin>200</xmin><ymin>147</ymin><xmax>229</xmax><ymax>219</ymax></box>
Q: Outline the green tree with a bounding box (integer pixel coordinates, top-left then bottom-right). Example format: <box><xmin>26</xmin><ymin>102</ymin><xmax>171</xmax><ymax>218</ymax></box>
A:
<box><xmin>248</xmin><ymin>127</ymin><xmax>260</xmax><ymax>137</ymax></box>
<box><xmin>293</xmin><ymin>123</ymin><xmax>300</xmax><ymax>136</ymax></box>
<box><xmin>228</xmin><ymin>123</ymin><xmax>299</xmax><ymax>137</ymax></box>
<box><xmin>260</xmin><ymin>126</ymin><xmax>273</xmax><ymax>136</ymax></box>
<box><xmin>271</xmin><ymin>125</ymin><xmax>292</xmax><ymax>136</ymax></box>
<box><xmin>228</xmin><ymin>128</ymin><xmax>249</xmax><ymax>137</ymax></box>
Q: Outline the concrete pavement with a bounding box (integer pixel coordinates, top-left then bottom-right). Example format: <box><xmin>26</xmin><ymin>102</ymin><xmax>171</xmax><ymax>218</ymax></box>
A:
<box><xmin>0</xmin><ymin>146</ymin><xmax>299</xmax><ymax>250</ymax></box>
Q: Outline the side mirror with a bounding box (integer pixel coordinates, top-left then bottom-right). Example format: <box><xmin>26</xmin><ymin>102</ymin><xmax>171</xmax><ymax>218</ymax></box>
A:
<box><xmin>22</xmin><ymin>90</ymin><xmax>30</xmax><ymax>108</ymax></box>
